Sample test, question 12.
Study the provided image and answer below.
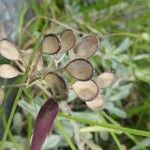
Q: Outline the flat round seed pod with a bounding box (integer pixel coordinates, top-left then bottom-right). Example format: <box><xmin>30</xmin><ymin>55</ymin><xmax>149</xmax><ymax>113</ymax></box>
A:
<box><xmin>65</xmin><ymin>59</ymin><xmax>93</xmax><ymax>81</ymax></box>
<box><xmin>96</xmin><ymin>72</ymin><xmax>116</xmax><ymax>89</ymax></box>
<box><xmin>41</xmin><ymin>34</ymin><xmax>61</xmax><ymax>55</ymax></box>
<box><xmin>0</xmin><ymin>64</ymin><xmax>20</xmax><ymax>79</ymax></box>
<box><xmin>60</xmin><ymin>29</ymin><xmax>76</xmax><ymax>52</ymax></box>
<box><xmin>22</xmin><ymin>49</ymin><xmax>43</xmax><ymax>71</ymax></box>
<box><xmin>0</xmin><ymin>87</ymin><xmax>5</xmax><ymax>106</ymax></box>
<box><xmin>86</xmin><ymin>93</ymin><xmax>104</xmax><ymax>111</ymax></box>
<box><xmin>44</xmin><ymin>72</ymin><xmax>68</xmax><ymax>101</ymax></box>
<box><xmin>75</xmin><ymin>35</ymin><xmax>99</xmax><ymax>59</ymax></box>
<box><xmin>0</xmin><ymin>39</ymin><xmax>19</xmax><ymax>60</ymax></box>
<box><xmin>72</xmin><ymin>80</ymin><xmax>99</xmax><ymax>101</ymax></box>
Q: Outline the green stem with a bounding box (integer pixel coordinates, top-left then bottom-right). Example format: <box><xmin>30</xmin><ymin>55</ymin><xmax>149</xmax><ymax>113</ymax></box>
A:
<box><xmin>55</xmin><ymin>119</ymin><xmax>77</xmax><ymax>150</ymax></box>
<box><xmin>111</xmin><ymin>133</ymin><xmax>123</xmax><ymax>150</ymax></box>
<box><xmin>0</xmin><ymin>89</ymin><xmax>23</xmax><ymax>148</ymax></box>
<box><xmin>58</xmin><ymin>113</ymin><xmax>150</xmax><ymax>137</ymax></box>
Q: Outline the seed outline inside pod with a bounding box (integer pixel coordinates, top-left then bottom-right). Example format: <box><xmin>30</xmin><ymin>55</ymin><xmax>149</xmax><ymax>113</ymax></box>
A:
<box><xmin>0</xmin><ymin>64</ymin><xmax>20</xmax><ymax>79</ymax></box>
<box><xmin>60</xmin><ymin>29</ymin><xmax>76</xmax><ymax>52</ymax></box>
<box><xmin>0</xmin><ymin>38</ymin><xmax>20</xmax><ymax>60</ymax></box>
<box><xmin>65</xmin><ymin>58</ymin><xmax>93</xmax><ymax>81</ymax></box>
<box><xmin>96</xmin><ymin>72</ymin><xmax>116</xmax><ymax>89</ymax></box>
<box><xmin>41</xmin><ymin>33</ymin><xmax>61</xmax><ymax>55</ymax></box>
<box><xmin>44</xmin><ymin>72</ymin><xmax>68</xmax><ymax>101</ymax></box>
<box><xmin>72</xmin><ymin>80</ymin><xmax>99</xmax><ymax>102</ymax></box>
<box><xmin>74</xmin><ymin>35</ymin><xmax>99</xmax><ymax>59</ymax></box>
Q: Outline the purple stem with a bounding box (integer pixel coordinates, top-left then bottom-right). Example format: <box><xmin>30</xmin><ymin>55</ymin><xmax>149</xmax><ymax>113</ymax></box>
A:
<box><xmin>30</xmin><ymin>99</ymin><xmax>59</xmax><ymax>150</ymax></box>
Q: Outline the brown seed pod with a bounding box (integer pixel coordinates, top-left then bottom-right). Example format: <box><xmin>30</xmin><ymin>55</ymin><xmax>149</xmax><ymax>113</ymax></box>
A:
<box><xmin>44</xmin><ymin>72</ymin><xmax>68</xmax><ymax>101</ymax></box>
<box><xmin>74</xmin><ymin>35</ymin><xmax>99</xmax><ymax>59</ymax></box>
<box><xmin>72</xmin><ymin>80</ymin><xmax>99</xmax><ymax>101</ymax></box>
<box><xmin>0</xmin><ymin>64</ymin><xmax>20</xmax><ymax>79</ymax></box>
<box><xmin>60</xmin><ymin>29</ymin><xmax>76</xmax><ymax>52</ymax></box>
<box><xmin>0</xmin><ymin>39</ymin><xmax>19</xmax><ymax>60</ymax></box>
<box><xmin>96</xmin><ymin>72</ymin><xmax>116</xmax><ymax>89</ymax></box>
<box><xmin>0</xmin><ymin>87</ymin><xmax>5</xmax><ymax>106</ymax></box>
<box><xmin>22</xmin><ymin>48</ymin><xmax>43</xmax><ymax>71</ymax></box>
<box><xmin>65</xmin><ymin>59</ymin><xmax>93</xmax><ymax>81</ymax></box>
<box><xmin>41</xmin><ymin>34</ymin><xmax>61</xmax><ymax>55</ymax></box>
<box><xmin>86</xmin><ymin>93</ymin><xmax>104</xmax><ymax>111</ymax></box>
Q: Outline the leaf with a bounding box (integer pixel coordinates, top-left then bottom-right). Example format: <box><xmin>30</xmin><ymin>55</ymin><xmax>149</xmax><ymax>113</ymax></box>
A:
<box><xmin>0</xmin><ymin>39</ymin><xmax>19</xmax><ymax>60</ymax></box>
<box><xmin>96</xmin><ymin>72</ymin><xmax>116</xmax><ymax>88</ymax></box>
<box><xmin>44</xmin><ymin>135</ymin><xmax>61</xmax><ymax>149</ymax></box>
<box><xmin>72</xmin><ymin>80</ymin><xmax>99</xmax><ymax>101</ymax></box>
<box><xmin>74</xmin><ymin>35</ymin><xmax>99</xmax><ymax>59</ymax></box>
<box><xmin>0</xmin><ymin>87</ymin><xmax>5</xmax><ymax>106</ymax></box>
<box><xmin>30</xmin><ymin>99</ymin><xmax>59</xmax><ymax>150</ymax></box>
<box><xmin>130</xmin><ymin>138</ymin><xmax>150</xmax><ymax>150</ymax></box>
<box><xmin>86</xmin><ymin>93</ymin><xmax>104</xmax><ymax>111</ymax></box>
<box><xmin>41</xmin><ymin>34</ymin><xmax>61</xmax><ymax>55</ymax></box>
<box><xmin>104</xmin><ymin>103</ymin><xmax>127</xmax><ymax>119</ymax></box>
<box><xmin>0</xmin><ymin>64</ymin><xmax>20</xmax><ymax>79</ymax></box>
<box><xmin>115</xmin><ymin>37</ymin><xmax>132</xmax><ymax>54</ymax></box>
<box><xmin>44</xmin><ymin>72</ymin><xmax>68</xmax><ymax>101</ymax></box>
<box><xmin>60</xmin><ymin>29</ymin><xmax>76</xmax><ymax>52</ymax></box>
<box><xmin>65</xmin><ymin>59</ymin><xmax>93</xmax><ymax>81</ymax></box>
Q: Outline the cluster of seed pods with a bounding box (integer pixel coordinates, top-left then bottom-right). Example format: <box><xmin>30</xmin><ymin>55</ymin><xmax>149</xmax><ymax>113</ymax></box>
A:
<box><xmin>41</xmin><ymin>29</ymin><xmax>116</xmax><ymax>111</ymax></box>
<box><xmin>0</xmin><ymin>29</ymin><xmax>116</xmax><ymax>150</ymax></box>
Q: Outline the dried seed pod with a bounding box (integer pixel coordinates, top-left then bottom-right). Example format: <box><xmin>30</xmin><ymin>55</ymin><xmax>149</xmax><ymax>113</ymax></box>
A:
<box><xmin>86</xmin><ymin>93</ymin><xmax>104</xmax><ymax>111</ymax></box>
<box><xmin>72</xmin><ymin>80</ymin><xmax>99</xmax><ymax>101</ymax></box>
<box><xmin>22</xmin><ymin>49</ymin><xmax>43</xmax><ymax>71</ymax></box>
<box><xmin>0</xmin><ymin>64</ymin><xmax>20</xmax><ymax>79</ymax></box>
<box><xmin>96</xmin><ymin>72</ymin><xmax>116</xmax><ymax>89</ymax></box>
<box><xmin>0</xmin><ymin>87</ymin><xmax>5</xmax><ymax>106</ymax></box>
<box><xmin>60</xmin><ymin>29</ymin><xmax>76</xmax><ymax>52</ymax></box>
<box><xmin>75</xmin><ymin>35</ymin><xmax>99</xmax><ymax>59</ymax></box>
<box><xmin>41</xmin><ymin>34</ymin><xmax>61</xmax><ymax>55</ymax></box>
<box><xmin>65</xmin><ymin>59</ymin><xmax>93</xmax><ymax>81</ymax></box>
<box><xmin>0</xmin><ymin>39</ymin><xmax>19</xmax><ymax>60</ymax></box>
<box><xmin>44</xmin><ymin>72</ymin><xmax>68</xmax><ymax>101</ymax></box>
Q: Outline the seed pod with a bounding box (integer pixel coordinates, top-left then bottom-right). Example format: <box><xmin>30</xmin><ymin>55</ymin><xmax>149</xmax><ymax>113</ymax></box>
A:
<box><xmin>86</xmin><ymin>93</ymin><xmax>104</xmax><ymax>111</ymax></box>
<box><xmin>0</xmin><ymin>39</ymin><xmax>19</xmax><ymax>60</ymax></box>
<box><xmin>0</xmin><ymin>64</ymin><xmax>20</xmax><ymax>79</ymax></box>
<box><xmin>0</xmin><ymin>87</ymin><xmax>4</xmax><ymax>106</ymax></box>
<box><xmin>72</xmin><ymin>80</ymin><xmax>99</xmax><ymax>101</ymax></box>
<box><xmin>65</xmin><ymin>59</ymin><xmax>93</xmax><ymax>81</ymax></box>
<box><xmin>22</xmin><ymin>49</ymin><xmax>43</xmax><ymax>71</ymax></box>
<box><xmin>41</xmin><ymin>34</ymin><xmax>61</xmax><ymax>55</ymax></box>
<box><xmin>30</xmin><ymin>99</ymin><xmax>59</xmax><ymax>150</ymax></box>
<box><xmin>96</xmin><ymin>72</ymin><xmax>116</xmax><ymax>89</ymax></box>
<box><xmin>44</xmin><ymin>72</ymin><xmax>68</xmax><ymax>101</ymax></box>
<box><xmin>60</xmin><ymin>29</ymin><xmax>76</xmax><ymax>52</ymax></box>
<box><xmin>74</xmin><ymin>35</ymin><xmax>99</xmax><ymax>59</ymax></box>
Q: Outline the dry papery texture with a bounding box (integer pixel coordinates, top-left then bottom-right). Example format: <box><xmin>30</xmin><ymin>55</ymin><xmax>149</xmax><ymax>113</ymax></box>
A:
<box><xmin>22</xmin><ymin>48</ymin><xmax>43</xmax><ymax>71</ymax></box>
<box><xmin>44</xmin><ymin>72</ymin><xmax>68</xmax><ymax>101</ymax></box>
<box><xmin>0</xmin><ymin>39</ymin><xmax>19</xmax><ymax>60</ymax></box>
<box><xmin>97</xmin><ymin>72</ymin><xmax>116</xmax><ymax>89</ymax></box>
<box><xmin>86</xmin><ymin>92</ymin><xmax>104</xmax><ymax>111</ymax></box>
<box><xmin>41</xmin><ymin>34</ymin><xmax>61</xmax><ymax>55</ymax></box>
<box><xmin>74</xmin><ymin>35</ymin><xmax>99</xmax><ymax>59</ymax></box>
<box><xmin>60</xmin><ymin>29</ymin><xmax>76</xmax><ymax>52</ymax></box>
<box><xmin>65</xmin><ymin>59</ymin><xmax>93</xmax><ymax>81</ymax></box>
<box><xmin>72</xmin><ymin>80</ymin><xmax>99</xmax><ymax>101</ymax></box>
<box><xmin>0</xmin><ymin>64</ymin><xmax>20</xmax><ymax>79</ymax></box>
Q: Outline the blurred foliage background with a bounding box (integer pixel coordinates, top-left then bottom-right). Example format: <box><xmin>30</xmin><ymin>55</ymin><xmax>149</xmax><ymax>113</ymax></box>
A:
<box><xmin>0</xmin><ymin>0</ymin><xmax>150</xmax><ymax>149</ymax></box>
